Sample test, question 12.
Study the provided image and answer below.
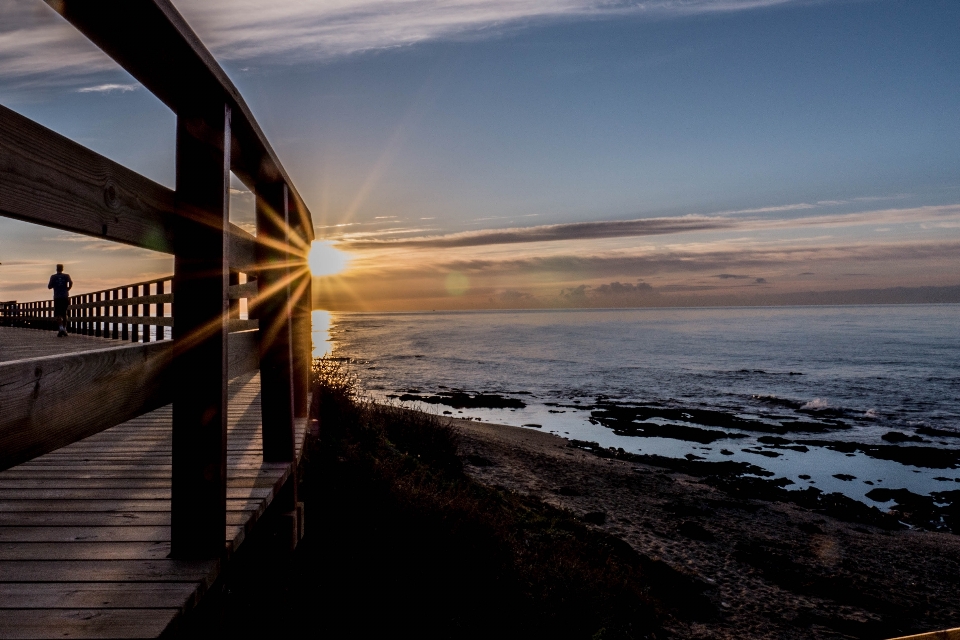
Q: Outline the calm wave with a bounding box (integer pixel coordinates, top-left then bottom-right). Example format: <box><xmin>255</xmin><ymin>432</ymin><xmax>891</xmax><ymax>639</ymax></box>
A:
<box><xmin>313</xmin><ymin>305</ymin><xmax>960</xmax><ymax>504</ymax></box>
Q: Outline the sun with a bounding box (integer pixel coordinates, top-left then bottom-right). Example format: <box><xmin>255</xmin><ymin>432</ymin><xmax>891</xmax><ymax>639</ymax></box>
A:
<box><xmin>308</xmin><ymin>241</ymin><xmax>349</xmax><ymax>277</ymax></box>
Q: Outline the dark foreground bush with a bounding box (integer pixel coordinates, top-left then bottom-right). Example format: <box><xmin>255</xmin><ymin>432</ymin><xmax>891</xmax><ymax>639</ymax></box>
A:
<box><xmin>180</xmin><ymin>357</ymin><xmax>667</xmax><ymax>640</ymax></box>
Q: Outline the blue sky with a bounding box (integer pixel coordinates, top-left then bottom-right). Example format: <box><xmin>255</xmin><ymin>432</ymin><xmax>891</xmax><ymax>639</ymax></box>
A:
<box><xmin>1</xmin><ymin>0</ymin><xmax>959</xmax><ymax>309</ymax></box>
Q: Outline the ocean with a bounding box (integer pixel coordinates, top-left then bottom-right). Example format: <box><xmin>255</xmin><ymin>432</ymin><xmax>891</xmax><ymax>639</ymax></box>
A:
<box><xmin>312</xmin><ymin>305</ymin><xmax>960</xmax><ymax>506</ymax></box>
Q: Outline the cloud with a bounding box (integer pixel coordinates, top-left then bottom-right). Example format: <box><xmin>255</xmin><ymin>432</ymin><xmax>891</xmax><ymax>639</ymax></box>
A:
<box><xmin>354</xmin><ymin>238</ymin><xmax>960</xmax><ymax>281</ymax></box>
<box><xmin>593</xmin><ymin>280</ymin><xmax>654</xmax><ymax>295</ymax></box>
<box><xmin>1</xmin><ymin>0</ymin><xmax>806</xmax><ymax>86</ymax></box>
<box><xmin>0</xmin><ymin>2</ymin><xmax>118</xmax><ymax>85</ymax></box>
<box><xmin>714</xmin><ymin>273</ymin><xmax>750</xmax><ymax>279</ymax></box>
<box><xmin>174</xmin><ymin>0</ymin><xmax>800</xmax><ymax>62</ymax></box>
<box><xmin>496</xmin><ymin>289</ymin><xmax>535</xmax><ymax>302</ymax></box>
<box><xmin>339</xmin><ymin>204</ymin><xmax>960</xmax><ymax>250</ymax></box>
<box><xmin>344</xmin><ymin>215</ymin><xmax>736</xmax><ymax>249</ymax></box>
<box><xmin>76</xmin><ymin>82</ymin><xmax>139</xmax><ymax>93</ymax></box>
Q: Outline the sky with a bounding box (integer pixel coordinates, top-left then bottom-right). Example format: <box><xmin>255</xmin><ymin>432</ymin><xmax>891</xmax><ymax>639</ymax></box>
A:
<box><xmin>1</xmin><ymin>0</ymin><xmax>959</xmax><ymax>310</ymax></box>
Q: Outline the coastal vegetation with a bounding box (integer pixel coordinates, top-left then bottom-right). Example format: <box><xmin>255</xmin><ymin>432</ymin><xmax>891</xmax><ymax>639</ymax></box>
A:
<box><xmin>182</xmin><ymin>357</ymin><xmax>713</xmax><ymax>638</ymax></box>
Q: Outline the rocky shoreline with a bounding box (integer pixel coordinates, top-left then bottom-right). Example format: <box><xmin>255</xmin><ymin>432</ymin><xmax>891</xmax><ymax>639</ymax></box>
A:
<box><xmin>447</xmin><ymin>416</ymin><xmax>960</xmax><ymax>639</ymax></box>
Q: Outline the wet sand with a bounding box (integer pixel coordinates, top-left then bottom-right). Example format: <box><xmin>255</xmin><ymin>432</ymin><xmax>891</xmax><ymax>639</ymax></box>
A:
<box><xmin>446</xmin><ymin>416</ymin><xmax>960</xmax><ymax>639</ymax></box>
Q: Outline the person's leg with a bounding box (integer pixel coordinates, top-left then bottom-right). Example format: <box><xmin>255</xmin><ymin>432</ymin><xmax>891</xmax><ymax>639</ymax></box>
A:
<box><xmin>54</xmin><ymin>299</ymin><xmax>68</xmax><ymax>336</ymax></box>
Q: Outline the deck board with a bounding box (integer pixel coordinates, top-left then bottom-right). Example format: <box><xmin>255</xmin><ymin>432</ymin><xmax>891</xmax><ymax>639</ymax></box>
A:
<box><xmin>0</xmin><ymin>370</ymin><xmax>307</xmax><ymax>639</ymax></box>
<box><xmin>0</xmin><ymin>326</ymin><xmax>121</xmax><ymax>363</ymax></box>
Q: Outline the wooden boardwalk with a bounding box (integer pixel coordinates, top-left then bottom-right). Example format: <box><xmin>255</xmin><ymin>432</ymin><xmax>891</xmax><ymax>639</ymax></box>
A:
<box><xmin>0</xmin><ymin>326</ymin><xmax>121</xmax><ymax>362</ymax></box>
<box><xmin>0</xmin><ymin>367</ymin><xmax>306</xmax><ymax>639</ymax></box>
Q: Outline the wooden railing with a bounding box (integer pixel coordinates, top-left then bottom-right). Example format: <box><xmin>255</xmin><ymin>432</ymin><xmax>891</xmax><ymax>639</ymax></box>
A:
<box><xmin>1</xmin><ymin>276</ymin><xmax>260</xmax><ymax>340</ymax></box>
<box><xmin>0</xmin><ymin>0</ymin><xmax>315</xmax><ymax>559</ymax></box>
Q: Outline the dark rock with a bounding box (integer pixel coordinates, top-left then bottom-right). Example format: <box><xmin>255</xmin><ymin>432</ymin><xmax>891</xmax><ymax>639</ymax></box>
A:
<box><xmin>833</xmin><ymin>474</ymin><xmax>856</xmax><ymax>481</ymax></box>
<box><xmin>582</xmin><ymin>511</ymin><xmax>607</xmax><ymax>525</ymax></box>
<box><xmin>797</xmin><ymin>521</ymin><xmax>823</xmax><ymax>534</ymax></box>
<box><xmin>677</xmin><ymin>520</ymin><xmax>715</xmax><ymax>542</ymax></box>
<box><xmin>798</xmin><ymin>439</ymin><xmax>960</xmax><ymax>469</ymax></box>
<box><xmin>916</xmin><ymin>426</ymin><xmax>960</xmax><ymax>439</ymax></box>
<box><xmin>398</xmin><ymin>391</ymin><xmax>526</xmax><ymax>409</ymax></box>
<box><xmin>881</xmin><ymin>431</ymin><xmax>925</xmax><ymax>443</ymax></box>
<box><xmin>742</xmin><ymin>448</ymin><xmax>782</xmax><ymax>458</ymax></box>
<box><xmin>465</xmin><ymin>455</ymin><xmax>494</xmax><ymax>467</ymax></box>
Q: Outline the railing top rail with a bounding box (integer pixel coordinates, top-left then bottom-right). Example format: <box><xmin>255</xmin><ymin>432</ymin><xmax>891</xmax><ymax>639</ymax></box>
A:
<box><xmin>47</xmin><ymin>0</ymin><xmax>314</xmax><ymax>241</ymax></box>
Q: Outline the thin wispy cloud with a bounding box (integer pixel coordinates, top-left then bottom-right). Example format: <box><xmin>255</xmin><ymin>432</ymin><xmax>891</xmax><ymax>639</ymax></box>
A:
<box><xmin>338</xmin><ymin>205</ymin><xmax>960</xmax><ymax>250</ymax></box>
<box><xmin>1</xmin><ymin>0</ymin><xmax>807</xmax><ymax>85</ymax></box>
<box><xmin>175</xmin><ymin>0</ymin><xmax>801</xmax><ymax>61</ymax></box>
<box><xmin>76</xmin><ymin>83</ymin><xmax>139</xmax><ymax>93</ymax></box>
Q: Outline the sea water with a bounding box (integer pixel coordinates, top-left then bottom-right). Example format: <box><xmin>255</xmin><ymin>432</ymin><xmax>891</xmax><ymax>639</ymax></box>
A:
<box><xmin>312</xmin><ymin>305</ymin><xmax>960</xmax><ymax>505</ymax></box>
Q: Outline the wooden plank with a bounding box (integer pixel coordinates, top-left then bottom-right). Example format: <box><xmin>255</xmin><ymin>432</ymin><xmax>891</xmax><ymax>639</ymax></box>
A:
<box><xmin>0</xmin><ymin>327</ymin><xmax>116</xmax><ymax>362</ymax></box>
<box><xmin>0</xmin><ymin>497</ymin><xmax>267</xmax><ymax>510</ymax></box>
<box><xmin>0</xmin><ymin>106</ymin><xmax>258</xmax><ymax>271</ymax></box>
<box><xmin>0</xmin><ymin>542</ymin><xmax>171</xmax><ymax>561</ymax></box>
<box><xmin>0</xmin><ymin>608</ymin><xmax>178</xmax><ymax>639</ymax></box>
<box><xmin>0</xmin><ymin>559</ymin><xmax>219</xmax><ymax>583</ymax></box>
<box><xmin>0</xmin><ymin>373</ymin><xmax>308</xmax><ymax>637</ymax></box>
<box><xmin>292</xmin><ymin>270</ymin><xmax>312</xmax><ymax>418</ymax></box>
<box><xmin>169</xmin><ymin>101</ymin><xmax>231</xmax><ymax>559</ymax></box>
<box><xmin>0</xmin><ymin>488</ymin><xmax>272</xmax><ymax>501</ymax></box>
<box><xmin>0</xmin><ymin>332</ymin><xmax>261</xmax><ymax>471</ymax></box>
<box><xmin>256</xmin><ymin>183</ymin><xmax>296</xmax><ymax>463</ymax></box>
<box><xmin>0</xmin><ymin>512</ymin><xmax>254</xmax><ymax>527</ymax></box>
<box><xmin>0</xmin><ymin>528</ymin><xmax>168</xmax><ymax>543</ymax></box>
<box><xmin>0</xmin><ymin>342</ymin><xmax>173</xmax><ymax>471</ymax></box>
<box><xmin>228</xmin><ymin>280</ymin><xmax>258</xmax><ymax>300</ymax></box>
<box><xmin>0</xmin><ymin>582</ymin><xmax>198</xmax><ymax>610</ymax></box>
<box><xmin>0</xmin><ymin>104</ymin><xmax>175</xmax><ymax>253</ymax></box>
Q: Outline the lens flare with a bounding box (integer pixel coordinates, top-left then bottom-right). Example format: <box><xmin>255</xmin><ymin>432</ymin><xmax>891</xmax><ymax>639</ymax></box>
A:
<box><xmin>308</xmin><ymin>241</ymin><xmax>349</xmax><ymax>277</ymax></box>
<box><xmin>445</xmin><ymin>272</ymin><xmax>469</xmax><ymax>296</ymax></box>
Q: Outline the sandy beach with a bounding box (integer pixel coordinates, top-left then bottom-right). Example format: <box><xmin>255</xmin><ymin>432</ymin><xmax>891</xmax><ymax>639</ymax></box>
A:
<box><xmin>446</xmin><ymin>417</ymin><xmax>960</xmax><ymax>639</ymax></box>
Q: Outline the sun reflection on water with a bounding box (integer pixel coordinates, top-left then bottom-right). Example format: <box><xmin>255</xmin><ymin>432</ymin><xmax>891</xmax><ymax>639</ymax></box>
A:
<box><xmin>311</xmin><ymin>310</ymin><xmax>333</xmax><ymax>359</ymax></box>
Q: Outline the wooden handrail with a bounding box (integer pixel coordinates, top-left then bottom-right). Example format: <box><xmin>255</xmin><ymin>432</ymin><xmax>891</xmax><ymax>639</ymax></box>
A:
<box><xmin>0</xmin><ymin>276</ymin><xmax>260</xmax><ymax>339</ymax></box>
<box><xmin>1</xmin><ymin>0</ymin><xmax>314</xmax><ymax>560</ymax></box>
<box><xmin>45</xmin><ymin>0</ymin><xmax>314</xmax><ymax>244</ymax></box>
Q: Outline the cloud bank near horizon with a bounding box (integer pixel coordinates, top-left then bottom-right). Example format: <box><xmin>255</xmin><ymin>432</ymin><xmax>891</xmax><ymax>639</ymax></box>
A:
<box><xmin>334</xmin><ymin>204</ymin><xmax>960</xmax><ymax>250</ymax></box>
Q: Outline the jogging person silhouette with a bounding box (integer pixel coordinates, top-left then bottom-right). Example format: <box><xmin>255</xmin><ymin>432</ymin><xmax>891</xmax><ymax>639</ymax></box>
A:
<box><xmin>48</xmin><ymin>264</ymin><xmax>73</xmax><ymax>337</ymax></box>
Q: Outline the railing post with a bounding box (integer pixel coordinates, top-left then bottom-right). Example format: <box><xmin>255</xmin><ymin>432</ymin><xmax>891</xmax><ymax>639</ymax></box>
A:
<box><xmin>111</xmin><ymin>289</ymin><xmax>118</xmax><ymax>339</ymax></box>
<box><xmin>121</xmin><ymin>287</ymin><xmax>129</xmax><ymax>340</ymax></box>
<box><xmin>228</xmin><ymin>270</ymin><xmax>240</xmax><ymax>319</ymax></box>
<box><xmin>291</xmin><ymin>221</ymin><xmax>312</xmax><ymax>419</ymax></box>
<box><xmin>131</xmin><ymin>285</ymin><xmax>139</xmax><ymax>343</ymax></box>
<box><xmin>157</xmin><ymin>279</ymin><xmax>166</xmax><ymax>341</ymax></box>
<box><xmin>255</xmin><ymin>182</ymin><xmax>295</xmax><ymax>462</ymax></box>
<box><xmin>170</xmin><ymin>102</ymin><xmax>231</xmax><ymax>559</ymax></box>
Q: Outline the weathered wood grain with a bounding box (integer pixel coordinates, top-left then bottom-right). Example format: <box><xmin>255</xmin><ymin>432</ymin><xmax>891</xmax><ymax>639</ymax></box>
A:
<box><xmin>0</xmin><ymin>330</ymin><xmax>263</xmax><ymax>469</ymax></box>
<box><xmin>0</xmin><ymin>342</ymin><xmax>173</xmax><ymax>470</ymax></box>
<box><xmin>0</xmin><ymin>582</ymin><xmax>199</xmax><ymax>609</ymax></box>
<box><xmin>0</xmin><ymin>608</ymin><xmax>179</xmax><ymax>639</ymax></box>
<box><xmin>0</xmin><ymin>372</ymin><xmax>307</xmax><ymax>639</ymax></box>
<box><xmin>0</xmin><ymin>106</ymin><xmax>257</xmax><ymax>272</ymax></box>
<box><xmin>0</xmin><ymin>559</ymin><xmax>219</xmax><ymax>583</ymax></box>
<box><xmin>0</xmin><ymin>542</ymin><xmax>172</xmax><ymax>561</ymax></box>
